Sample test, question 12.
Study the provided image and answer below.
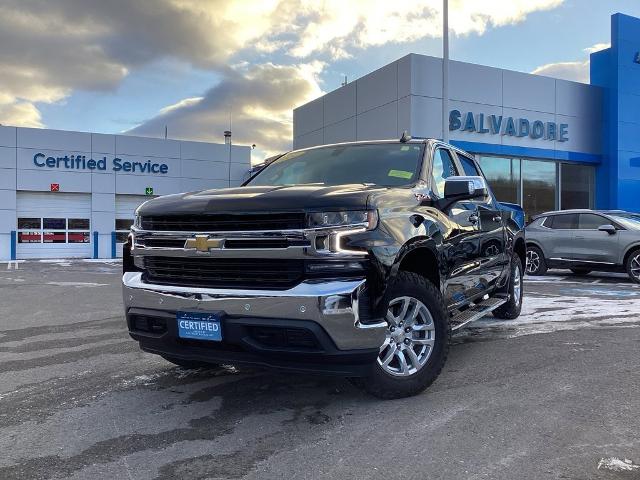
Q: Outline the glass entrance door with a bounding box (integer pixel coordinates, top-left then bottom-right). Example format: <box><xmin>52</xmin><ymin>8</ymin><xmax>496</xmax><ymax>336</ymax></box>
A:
<box><xmin>522</xmin><ymin>160</ymin><xmax>557</xmax><ymax>223</ymax></box>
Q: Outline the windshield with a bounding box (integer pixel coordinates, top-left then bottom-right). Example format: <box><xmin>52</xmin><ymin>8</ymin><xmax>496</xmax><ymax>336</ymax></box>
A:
<box><xmin>247</xmin><ymin>143</ymin><xmax>424</xmax><ymax>187</ymax></box>
<box><xmin>609</xmin><ymin>213</ymin><xmax>640</xmax><ymax>230</ymax></box>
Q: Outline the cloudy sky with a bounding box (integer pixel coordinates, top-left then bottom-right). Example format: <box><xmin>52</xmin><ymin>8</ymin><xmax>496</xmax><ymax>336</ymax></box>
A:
<box><xmin>1</xmin><ymin>0</ymin><xmax>639</xmax><ymax>160</ymax></box>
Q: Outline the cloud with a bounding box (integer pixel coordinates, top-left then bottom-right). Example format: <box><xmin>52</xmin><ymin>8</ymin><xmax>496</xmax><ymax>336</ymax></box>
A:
<box><xmin>284</xmin><ymin>0</ymin><xmax>565</xmax><ymax>58</ymax></box>
<box><xmin>0</xmin><ymin>101</ymin><xmax>43</xmax><ymax>128</ymax></box>
<box><xmin>0</xmin><ymin>0</ymin><xmax>566</xmax><ymax>154</ymax></box>
<box><xmin>129</xmin><ymin>62</ymin><xmax>324</xmax><ymax>157</ymax></box>
<box><xmin>0</xmin><ymin>0</ymin><xmax>282</xmax><ymax>127</ymax></box>
<box><xmin>531</xmin><ymin>42</ymin><xmax>610</xmax><ymax>83</ymax></box>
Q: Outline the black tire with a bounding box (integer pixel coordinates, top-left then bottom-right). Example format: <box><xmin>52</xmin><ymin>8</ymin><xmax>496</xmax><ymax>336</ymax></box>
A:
<box><xmin>493</xmin><ymin>253</ymin><xmax>524</xmax><ymax>320</ymax></box>
<box><xmin>161</xmin><ymin>355</ymin><xmax>218</xmax><ymax>369</ymax></box>
<box><xmin>625</xmin><ymin>249</ymin><xmax>640</xmax><ymax>284</ymax></box>
<box><xmin>354</xmin><ymin>271</ymin><xmax>449</xmax><ymax>400</ymax></box>
<box><xmin>570</xmin><ymin>268</ymin><xmax>592</xmax><ymax>275</ymax></box>
<box><xmin>526</xmin><ymin>246</ymin><xmax>547</xmax><ymax>276</ymax></box>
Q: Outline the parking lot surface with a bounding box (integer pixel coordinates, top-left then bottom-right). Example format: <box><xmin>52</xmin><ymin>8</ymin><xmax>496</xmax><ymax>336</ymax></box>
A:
<box><xmin>1</xmin><ymin>261</ymin><xmax>639</xmax><ymax>479</ymax></box>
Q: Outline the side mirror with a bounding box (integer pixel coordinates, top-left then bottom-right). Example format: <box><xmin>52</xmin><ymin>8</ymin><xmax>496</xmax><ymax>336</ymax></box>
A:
<box><xmin>598</xmin><ymin>224</ymin><xmax>617</xmax><ymax>235</ymax></box>
<box><xmin>444</xmin><ymin>176</ymin><xmax>488</xmax><ymax>200</ymax></box>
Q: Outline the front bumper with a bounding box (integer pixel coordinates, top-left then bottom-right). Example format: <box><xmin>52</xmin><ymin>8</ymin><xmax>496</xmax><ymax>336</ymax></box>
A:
<box><xmin>122</xmin><ymin>273</ymin><xmax>387</xmax><ymax>374</ymax></box>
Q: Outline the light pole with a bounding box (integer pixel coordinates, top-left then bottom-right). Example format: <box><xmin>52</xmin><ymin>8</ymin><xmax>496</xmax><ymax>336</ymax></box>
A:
<box><xmin>442</xmin><ymin>0</ymin><xmax>449</xmax><ymax>143</ymax></box>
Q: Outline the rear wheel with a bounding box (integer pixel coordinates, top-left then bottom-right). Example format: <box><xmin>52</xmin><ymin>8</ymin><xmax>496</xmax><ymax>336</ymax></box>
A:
<box><xmin>161</xmin><ymin>355</ymin><xmax>218</xmax><ymax>370</ymax></box>
<box><xmin>626</xmin><ymin>249</ymin><xmax>640</xmax><ymax>284</ymax></box>
<box><xmin>570</xmin><ymin>268</ymin><xmax>592</xmax><ymax>275</ymax></box>
<box><xmin>355</xmin><ymin>271</ymin><xmax>449</xmax><ymax>400</ymax></box>
<box><xmin>526</xmin><ymin>246</ymin><xmax>547</xmax><ymax>276</ymax></box>
<box><xmin>493</xmin><ymin>253</ymin><xmax>524</xmax><ymax>320</ymax></box>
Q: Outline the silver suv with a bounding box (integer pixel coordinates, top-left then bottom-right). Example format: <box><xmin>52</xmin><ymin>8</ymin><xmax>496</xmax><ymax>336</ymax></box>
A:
<box><xmin>525</xmin><ymin>209</ymin><xmax>640</xmax><ymax>283</ymax></box>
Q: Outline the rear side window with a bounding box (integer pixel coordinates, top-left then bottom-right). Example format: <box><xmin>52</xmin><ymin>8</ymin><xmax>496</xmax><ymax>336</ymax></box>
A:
<box><xmin>548</xmin><ymin>214</ymin><xmax>578</xmax><ymax>229</ymax></box>
<box><xmin>458</xmin><ymin>154</ymin><xmax>480</xmax><ymax>176</ymax></box>
<box><xmin>578</xmin><ymin>213</ymin><xmax>607</xmax><ymax>229</ymax></box>
<box><xmin>431</xmin><ymin>148</ymin><xmax>458</xmax><ymax>197</ymax></box>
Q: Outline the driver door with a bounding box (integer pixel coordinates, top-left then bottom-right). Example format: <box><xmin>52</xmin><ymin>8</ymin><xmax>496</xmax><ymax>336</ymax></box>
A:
<box><xmin>430</xmin><ymin>147</ymin><xmax>485</xmax><ymax>308</ymax></box>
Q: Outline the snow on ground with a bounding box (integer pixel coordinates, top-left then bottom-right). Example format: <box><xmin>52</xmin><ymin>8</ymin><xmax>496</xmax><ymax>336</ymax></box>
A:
<box><xmin>469</xmin><ymin>281</ymin><xmax>640</xmax><ymax>338</ymax></box>
<box><xmin>597</xmin><ymin>457</ymin><xmax>640</xmax><ymax>472</ymax></box>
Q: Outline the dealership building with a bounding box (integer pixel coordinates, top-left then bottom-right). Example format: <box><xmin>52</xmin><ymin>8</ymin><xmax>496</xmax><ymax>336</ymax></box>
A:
<box><xmin>293</xmin><ymin>13</ymin><xmax>640</xmax><ymax>219</ymax></box>
<box><xmin>0</xmin><ymin>127</ymin><xmax>250</xmax><ymax>260</ymax></box>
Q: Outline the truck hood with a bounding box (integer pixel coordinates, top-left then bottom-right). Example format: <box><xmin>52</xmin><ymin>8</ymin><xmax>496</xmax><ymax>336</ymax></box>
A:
<box><xmin>137</xmin><ymin>184</ymin><xmax>386</xmax><ymax>216</ymax></box>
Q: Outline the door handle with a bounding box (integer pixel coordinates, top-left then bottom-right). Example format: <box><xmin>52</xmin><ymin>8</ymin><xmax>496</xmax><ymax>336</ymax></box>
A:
<box><xmin>492</xmin><ymin>215</ymin><xmax>502</xmax><ymax>222</ymax></box>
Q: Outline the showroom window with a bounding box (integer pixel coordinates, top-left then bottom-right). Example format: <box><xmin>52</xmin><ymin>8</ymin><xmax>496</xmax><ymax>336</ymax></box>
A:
<box><xmin>561</xmin><ymin>163</ymin><xmax>594</xmax><ymax>210</ymax></box>
<box><xmin>478</xmin><ymin>156</ymin><xmax>520</xmax><ymax>205</ymax></box>
<box><xmin>477</xmin><ymin>155</ymin><xmax>594</xmax><ymax>221</ymax></box>
<box><xmin>17</xmin><ymin>217</ymin><xmax>90</xmax><ymax>244</ymax></box>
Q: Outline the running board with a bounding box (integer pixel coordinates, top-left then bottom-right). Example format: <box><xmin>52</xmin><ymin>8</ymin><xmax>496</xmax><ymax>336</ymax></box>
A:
<box><xmin>450</xmin><ymin>295</ymin><xmax>508</xmax><ymax>331</ymax></box>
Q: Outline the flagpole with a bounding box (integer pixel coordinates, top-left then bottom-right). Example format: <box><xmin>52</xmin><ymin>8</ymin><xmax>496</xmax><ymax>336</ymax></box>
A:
<box><xmin>442</xmin><ymin>0</ymin><xmax>449</xmax><ymax>143</ymax></box>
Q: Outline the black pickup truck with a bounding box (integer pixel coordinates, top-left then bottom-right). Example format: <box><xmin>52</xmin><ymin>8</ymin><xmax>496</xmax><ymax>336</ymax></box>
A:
<box><xmin>123</xmin><ymin>137</ymin><xmax>525</xmax><ymax>399</ymax></box>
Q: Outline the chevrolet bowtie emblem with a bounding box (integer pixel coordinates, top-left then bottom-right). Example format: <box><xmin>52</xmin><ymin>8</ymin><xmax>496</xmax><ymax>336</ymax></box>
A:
<box><xmin>185</xmin><ymin>235</ymin><xmax>225</xmax><ymax>252</ymax></box>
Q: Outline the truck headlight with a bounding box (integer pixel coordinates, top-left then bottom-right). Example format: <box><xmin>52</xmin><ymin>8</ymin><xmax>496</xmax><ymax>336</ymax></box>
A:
<box><xmin>307</xmin><ymin>210</ymin><xmax>378</xmax><ymax>230</ymax></box>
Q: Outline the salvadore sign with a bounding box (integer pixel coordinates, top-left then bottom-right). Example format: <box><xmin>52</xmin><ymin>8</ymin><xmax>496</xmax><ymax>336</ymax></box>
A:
<box><xmin>449</xmin><ymin>110</ymin><xmax>569</xmax><ymax>142</ymax></box>
<box><xmin>33</xmin><ymin>153</ymin><xmax>169</xmax><ymax>174</ymax></box>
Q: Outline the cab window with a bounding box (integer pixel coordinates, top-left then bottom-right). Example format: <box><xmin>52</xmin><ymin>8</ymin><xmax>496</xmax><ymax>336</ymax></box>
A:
<box><xmin>431</xmin><ymin>148</ymin><xmax>458</xmax><ymax>197</ymax></box>
<box><xmin>458</xmin><ymin>154</ymin><xmax>480</xmax><ymax>176</ymax></box>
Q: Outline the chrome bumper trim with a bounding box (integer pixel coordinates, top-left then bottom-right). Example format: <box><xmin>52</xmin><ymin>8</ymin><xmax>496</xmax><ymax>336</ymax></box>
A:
<box><xmin>122</xmin><ymin>273</ymin><xmax>386</xmax><ymax>350</ymax></box>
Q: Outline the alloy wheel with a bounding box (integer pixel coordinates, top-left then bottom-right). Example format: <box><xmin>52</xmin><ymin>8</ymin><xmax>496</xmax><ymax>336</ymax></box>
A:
<box><xmin>378</xmin><ymin>296</ymin><xmax>435</xmax><ymax>377</ymax></box>
<box><xmin>631</xmin><ymin>253</ymin><xmax>640</xmax><ymax>281</ymax></box>
<box><xmin>513</xmin><ymin>262</ymin><xmax>522</xmax><ymax>307</ymax></box>
<box><xmin>526</xmin><ymin>250</ymin><xmax>540</xmax><ymax>274</ymax></box>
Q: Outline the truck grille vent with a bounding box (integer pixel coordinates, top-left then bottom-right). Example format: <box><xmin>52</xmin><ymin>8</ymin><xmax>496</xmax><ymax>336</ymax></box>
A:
<box><xmin>143</xmin><ymin>257</ymin><xmax>305</xmax><ymax>290</ymax></box>
<box><xmin>140</xmin><ymin>213</ymin><xmax>305</xmax><ymax>232</ymax></box>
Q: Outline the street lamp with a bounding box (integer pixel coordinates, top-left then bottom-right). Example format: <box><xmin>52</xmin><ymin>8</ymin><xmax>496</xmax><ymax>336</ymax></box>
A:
<box><xmin>442</xmin><ymin>0</ymin><xmax>449</xmax><ymax>143</ymax></box>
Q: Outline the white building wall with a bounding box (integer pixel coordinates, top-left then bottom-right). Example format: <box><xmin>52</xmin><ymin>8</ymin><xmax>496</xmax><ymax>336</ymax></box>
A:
<box><xmin>293</xmin><ymin>53</ymin><xmax>603</xmax><ymax>156</ymax></box>
<box><xmin>0</xmin><ymin>126</ymin><xmax>251</xmax><ymax>260</ymax></box>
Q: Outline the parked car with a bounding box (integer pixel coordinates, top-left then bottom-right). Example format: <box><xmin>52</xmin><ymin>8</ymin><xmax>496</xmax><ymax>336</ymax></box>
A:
<box><xmin>123</xmin><ymin>137</ymin><xmax>526</xmax><ymax>399</ymax></box>
<box><xmin>525</xmin><ymin>209</ymin><xmax>640</xmax><ymax>283</ymax></box>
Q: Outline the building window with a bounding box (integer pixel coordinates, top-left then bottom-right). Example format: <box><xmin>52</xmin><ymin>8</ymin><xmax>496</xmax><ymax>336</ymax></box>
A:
<box><xmin>17</xmin><ymin>217</ymin><xmax>90</xmax><ymax>244</ymax></box>
<box><xmin>115</xmin><ymin>219</ymin><xmax>134</xmax><ymax>243</ymax></box>
<box><xmin>18</xmin><ymin>231</ymin><xmax>42</xmax><ymax>243</ymax></box>
<box><xmin>561</xmin><ymin>163</ymin><xmax>594</xmax><ymax>210</ymax></box>
<box><xmin>478</xmin><ymin>156</ymin><xmax>520</xmax><ymax>204</ymax></box>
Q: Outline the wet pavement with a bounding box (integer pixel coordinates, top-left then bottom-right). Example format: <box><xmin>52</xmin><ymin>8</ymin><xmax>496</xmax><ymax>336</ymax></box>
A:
<box><xmin>1</xmin><ymin>261</ymin><xmax>639</xmax><ymax>479</ymax></box>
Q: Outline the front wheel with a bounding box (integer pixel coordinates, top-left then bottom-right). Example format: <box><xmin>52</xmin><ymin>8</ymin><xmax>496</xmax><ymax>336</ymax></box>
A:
<box><xmin>626</xmin><ymin>249</ymin><xmax>640</xmax><ymax>284</ymax></box>
<box><xmin>355</xmin><ymin>271</ymin><xmax>449</xmax><ymax>400</ymax></box>
<box><xmin>493</xmin><ymin>253</ymin><xmax>524</xmax><ymax>320</ymax></box>
<box><xmin>526</xmin><ymin>246</ymin><xmax>547</xmax><ymax>276</ymax></box>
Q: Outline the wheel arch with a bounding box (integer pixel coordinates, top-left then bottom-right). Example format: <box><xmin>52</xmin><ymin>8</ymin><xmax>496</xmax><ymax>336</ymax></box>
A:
<box><xmin>513</xmin><ymin>236</ymin><xmax>526</xmax><ymax>269</ymax></box>
<box><xmin>392</xmin><ymin>239</ymin><xmax>441</xmax><ymax>291</ymax></box>
<box><xmin>525</xmin><ymin>239</ymin><xmax>546</xmax><ymax>257</ymax></box>
<box><xmin>622</xmin><ymin>243</ymin><xmax>640</xmax><ymax>267</ymax></box>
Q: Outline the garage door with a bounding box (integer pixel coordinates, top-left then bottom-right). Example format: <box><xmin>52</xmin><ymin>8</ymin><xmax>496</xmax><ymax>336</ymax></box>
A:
<box><xmin>115</xmin><ymin>195</ymin><xmax>152</xmax><ymax>257</ymax></box>
<box><xmin>16</xmin><ymin>192</ymin><xmax>92</xmax><ymax>259</ymax></box>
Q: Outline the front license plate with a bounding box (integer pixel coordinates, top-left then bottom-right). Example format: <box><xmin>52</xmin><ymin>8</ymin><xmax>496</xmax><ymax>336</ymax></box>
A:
<box><xmin>177</xmin><ymin>312</ymin><xmax>222</xmax><ymax>342</ymax></box>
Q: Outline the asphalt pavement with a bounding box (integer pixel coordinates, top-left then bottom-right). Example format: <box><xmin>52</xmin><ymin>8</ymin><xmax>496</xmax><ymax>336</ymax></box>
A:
<box><xmin>1</xmin><ymin>261</ymin><xmax>639</xmax><ymax>480</ymax></box>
